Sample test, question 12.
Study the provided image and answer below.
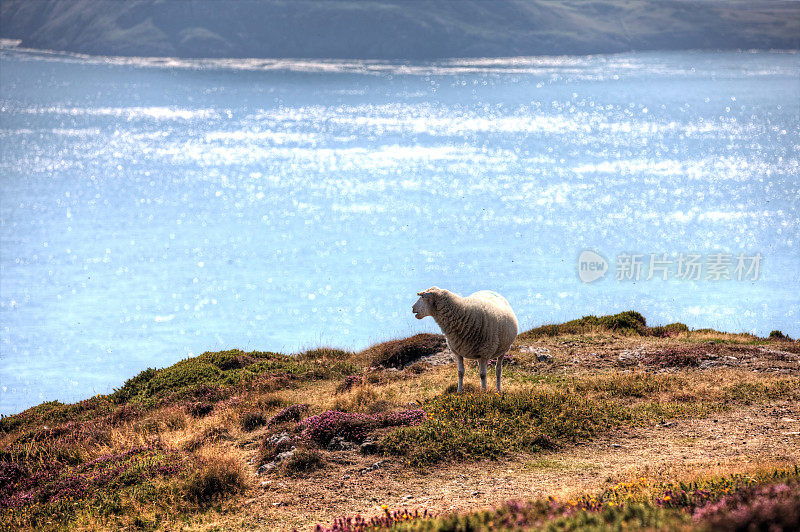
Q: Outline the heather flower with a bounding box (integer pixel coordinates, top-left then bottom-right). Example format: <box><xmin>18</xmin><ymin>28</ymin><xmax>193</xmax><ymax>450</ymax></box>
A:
<box><xmin>693</xmin><ymin>482</ymin><xmax>800</xmax><ymax>531</ymax></box>
<box><xmin>314</xmin><ymin>508</ymin><xmax>432</xmax><ymax>531</ymax></box>
<box><xmin>300</xmin><ymin>409</ymin><xmax>424</xmax><ymax>445</ymax></box>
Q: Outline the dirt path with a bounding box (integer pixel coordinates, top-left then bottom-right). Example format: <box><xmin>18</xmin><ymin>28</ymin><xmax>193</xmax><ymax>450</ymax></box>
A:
<box><xmin>232</xmin><ymin>401</ymin><xmax>800</xmax><ymax>530</ymax></box>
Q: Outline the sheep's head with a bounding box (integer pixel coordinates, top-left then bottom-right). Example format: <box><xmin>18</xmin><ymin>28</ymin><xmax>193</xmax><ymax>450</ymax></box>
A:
<box><xmin>412</xmin><ymin>286</ymin><xmax>441</xmax><ymax>319</ymax></box>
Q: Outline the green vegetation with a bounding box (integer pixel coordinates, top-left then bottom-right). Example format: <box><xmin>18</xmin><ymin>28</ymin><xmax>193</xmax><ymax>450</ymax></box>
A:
<box><xmin>378</xmin><ymin>380</ymin><xmax>733</xmax><ymax>467</ymax></box>
<box><xmin>281</xmin><ymin>448</ymin><xmax>325</xmax><ymax>477</ymax></box>
<box><xmin>521</xmin><ymin>311</ymin><xmax>693</xmax><ymax>338</ymax></box>
<box><xmin>108</xmin><ymin>349</ymin><xmax>357</xmax><ymax>408</ymax></box>
<box><xmin>770</xmin><ymin>330</ymin><xmax>793</xmax><ymax>341</ymax></box>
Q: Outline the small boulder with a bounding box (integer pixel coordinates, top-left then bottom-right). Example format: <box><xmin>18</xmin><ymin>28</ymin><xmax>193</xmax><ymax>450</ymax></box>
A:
<box><xmin>360</xmin><ymin>439</ymin><xmax>378</xmax><ymax>455</ymax></box>
<box><xmin>275</xmin><ymin>449</ymin><xmax>296</xmax><ymax>463</ymax></box>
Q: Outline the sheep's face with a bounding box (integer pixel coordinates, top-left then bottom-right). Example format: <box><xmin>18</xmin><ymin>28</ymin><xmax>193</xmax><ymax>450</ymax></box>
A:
<box><xmin>412</xmin><ymin>287</ymin><xmax>438</xmax><ymax>319</ymax></box>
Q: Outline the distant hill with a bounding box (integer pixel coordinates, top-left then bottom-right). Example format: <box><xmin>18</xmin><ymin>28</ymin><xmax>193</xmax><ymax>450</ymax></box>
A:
<box><xmin>1</xmin><ymin>0</ymin><xmax>798</xmax><ymax>59</ymax></box>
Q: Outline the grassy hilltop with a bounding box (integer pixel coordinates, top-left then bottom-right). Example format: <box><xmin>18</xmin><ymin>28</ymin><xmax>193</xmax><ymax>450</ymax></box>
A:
<box><xmin>1</xmin><ymin>0</ymin><xmax>799</xmax><ymax>59</ymax></box>
<box><xmin>1</xmin><ymin>311</ymin><xmax>799</xmax><ymax>530</ymax></box>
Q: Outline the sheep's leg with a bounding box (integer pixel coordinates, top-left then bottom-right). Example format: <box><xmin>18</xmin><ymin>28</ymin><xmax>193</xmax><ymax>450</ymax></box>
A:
<box><xmin>495</xmin><ymin>353</ymin><xmax>504</xmax><ymax>393</ymax></box>
<box><xmin>479</xmin><ymin>358</ymin><xmax>488</xmax><ymax>391</ymax></box>
<box><xmin>456</xmin><ymin>354</ymin><xmax>465</xmax><ymax>393</ymax></box>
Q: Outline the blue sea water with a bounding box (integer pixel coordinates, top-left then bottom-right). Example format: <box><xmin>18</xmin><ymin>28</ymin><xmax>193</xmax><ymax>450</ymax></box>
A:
<box><xmin>1</xmin><ymin>47</ymin><xmax>798</xmax><ymax>415</ymax></box>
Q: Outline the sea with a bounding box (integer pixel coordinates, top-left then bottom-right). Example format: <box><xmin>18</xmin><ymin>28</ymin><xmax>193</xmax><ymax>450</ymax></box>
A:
<box><xmin>1</xmin><ymin>44</ymin><xmax>798</xmax><ymax>415</ymax></box>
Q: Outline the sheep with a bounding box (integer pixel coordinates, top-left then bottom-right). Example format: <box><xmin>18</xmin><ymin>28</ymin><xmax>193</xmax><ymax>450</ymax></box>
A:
<box><xmin>412</xmin><ymin>286</ymin><xmax>518</xmax><ymax>393</ymax></box>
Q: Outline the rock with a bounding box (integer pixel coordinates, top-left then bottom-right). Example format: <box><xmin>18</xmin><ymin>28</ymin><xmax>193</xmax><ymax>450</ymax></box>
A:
<box><xmin>537</xmin><ymin>353</ymin><xmax>553</xmax><ymax>362</ymax></box>
<box><xmin>260</xmin><ymin>481</ymin><xmax>272</xmax><ymax>487</ymax></box>
<box><xmin>358</xmin><ymin>459</ymin><xmax>388</xmax><ymax>475</ymax></box>
<box><xmin>275</xmin><ymin>449</ymin><xmax>296</xmax><ymax>462</ymax></box>
<box><xmin>611</xmin><ymin>443</ymin><xmax>621</xmax><ymax>448</ymax></box>
<box><xmin>329</xmin><ymin>436</ymin><xmax>357</xmax><ymax>451</ymax></box>
<box><xmin>257</xmin><ymin>463</ymin><xmax>276</xmax><ymax>475</ymax></box>
<box><xmin>360</xmin><ymin>440</ymin><xmax>378</xmax><ymax>455</ymax></box>
<box><xmin>273</xmin><ymin>435</ymin><xmax>292</xmax><ymax>448</ymax></box>
<box><xmin>268</xmin><ymin>432</ymin><xmax>291</xmax><ymax>443</ymax></box>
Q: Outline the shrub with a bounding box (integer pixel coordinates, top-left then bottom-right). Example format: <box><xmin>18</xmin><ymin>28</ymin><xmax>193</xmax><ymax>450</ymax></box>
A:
<box><xmin>110</xmin><ymin>368</ymin><xmax>158</xmax><ymax>404</ymax></box>
<box><xmin>0</xmin><ymin>461</ymin><xmax>28</xmax><ymax>492</ymax></box>
<box><xmin>649</xmin><ymin>322</ymin><xmax>690</xmax><ymax>337</ymax></box>
<box><xmin>1</xmin><ymin>446</ymin><xmax>184</xmax><ymax>513</ymax></box>
<box><xmin>185</xmin><ymin>401</ymin><xmax>214</xmax><ymax>418</ymax></box>
<box><xmin>596</xmin><ymin>311</ymin><xmax>647</xmax><ymax>333</ymax></box>
<box><xmin>521</xmin><ymin>323</ymin><xmax>563</xmax><ymax>338</ymax></box>
<box><xmin>281</xmin><ymin>448</ymin><xmax>325</xmax><ymax>476</ymax></box>
<box><xmin>333</xmin><ymin>386</ymin><xmax>380</xmax><ymax>412</ymax></box>
<box><xmin>268</xmin><ymin>404</ymin><xmax>309</xmax><ymax>426</ymax></box>
<box><xmin>105</xmin><ymin>403</ymin><xmax>143</xmax><ymax>425</ymax></box>
<box><xmin>315</xmin><ymin>508</ymin><xmax>432</xmax><ymax>531</ymax></box>
<box><xmin>183</xmin><ymin>454</ymin><xmax>247</xmax><ymax>505</ymax></box>
<box><xmin>300</xmin><ymin>409</ymin><xmax>425</xmax><ymax>446</ymax></box>
<box><xmin>362</xmin><ymin>334</ymin><xmax>446</xmax><ymax>368</ymax></box>
<box><xmin>379</xmin><ymin>390</ymin><xmax>627</xmax><ymax>467</ymax></box>
<box><xmin>183</xmin><ymin>426</ymin><xmax>231</xmax><ymax>452</ymax></box>
<box><xmin>299</xmin><ymin>348</ymin><xmax>353</xmax><ymax>362</ymax></box>
<box><xmin>336</xmin><ymin>375</ymin><xmax>363</xmax><ymax>394</ymax></box>
<box><xmin>769</xmin><ymin>330</ymin><xmax>793</xmax><ymax>341</ymax></box>
<box><xmin>522</xmin><ymin>311</ymin><xmax>648</xmax><ymax>338</ymax></box>
<box><xmin>239</xmin><ymin>410</ymin><xmax>267</xmax><ymax>431</ymax></box>
<box><xmin>693</xmin><ymin>482</ymin><xmax>800</xmax><ymax>531</ymax></box>
<box><xmin>143</xmin><ymin>361</ymin><xmax>221</xmax><ymax>398</ymax></box>
<box><xmin>197</xmin><ymin>349</ymin><xmax>255</xmax><ymax>370</ymax></box>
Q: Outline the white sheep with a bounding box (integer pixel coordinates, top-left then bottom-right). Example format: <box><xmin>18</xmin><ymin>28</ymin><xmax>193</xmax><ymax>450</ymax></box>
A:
<box><xmin>412</xmin><ymin>286</ymin><xmax>518</xmax><ymax>392</ymax></box>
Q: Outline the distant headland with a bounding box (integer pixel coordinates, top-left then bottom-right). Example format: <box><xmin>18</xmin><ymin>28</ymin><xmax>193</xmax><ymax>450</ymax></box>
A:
<box><xmin>1</xmin><ymin>0</ymin><xmax>798</xmax><ymax>60</ymax></box>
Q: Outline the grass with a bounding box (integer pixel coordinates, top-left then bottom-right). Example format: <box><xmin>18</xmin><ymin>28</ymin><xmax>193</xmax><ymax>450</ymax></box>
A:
<box><xmin>183</xmin><ymin>449</ymin><xmax>248</xmax><ymax>505</ymax></box>
<box><xmin>376</xmin><ymin>379</ymin><xmax>743</xmax><ymax>468</ymax></box>
<box><xmin>0</xmin><ymin>311</ymin><xmax>797</xmax><ymax>530</ymax></box>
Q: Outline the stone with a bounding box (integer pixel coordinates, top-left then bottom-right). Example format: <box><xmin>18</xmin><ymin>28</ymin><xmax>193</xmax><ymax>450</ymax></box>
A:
<box><xmin>537</xmin><ymin>353</ymin><xmax>553</xmax><ymax>362</ymax></box>
<box><xmin>273</xmin><ymin>435</ymin><xmax>292</xmax><ymax>448</ymax></box>
<box><xmin>275</xmin><ymin>449</ymin><xmax>296</xmax><ymax>462</ymax></box>
<box><xmin>360</xmin><ymin>440</ymin><xmax>378</xmax><ymax>454</ymax></box>
<box><xmin>257</xmin><ymin>463</ymin><xmax>276</xmax><ymax>475</ymax></box>
<box><xmin>269</xmin><ymin>432</ymin><xmax>290</xmax><ymax>443</ymax></box>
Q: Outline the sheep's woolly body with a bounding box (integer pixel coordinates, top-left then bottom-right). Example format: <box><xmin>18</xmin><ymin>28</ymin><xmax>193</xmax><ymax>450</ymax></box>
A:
<box><xmin>422</xmin><ymin>288</ymin><xmax>518</xmax><ymax>361</ymax></box>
